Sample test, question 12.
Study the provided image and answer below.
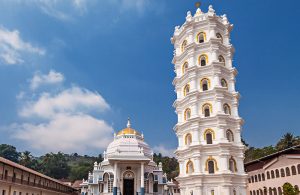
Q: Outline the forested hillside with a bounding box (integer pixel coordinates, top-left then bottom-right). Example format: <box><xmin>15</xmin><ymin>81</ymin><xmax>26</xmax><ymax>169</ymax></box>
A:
<box><xmin>0</xmin><ymin>132</ymin><xmax>299</xmax><ymax>181</ymax></box>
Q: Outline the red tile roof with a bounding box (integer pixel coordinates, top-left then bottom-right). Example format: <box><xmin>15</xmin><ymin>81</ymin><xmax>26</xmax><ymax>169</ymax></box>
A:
<box><xmin>0</xmin><ymin>157</ymin><xmax>75</xmax><ymax>189</ymax></box>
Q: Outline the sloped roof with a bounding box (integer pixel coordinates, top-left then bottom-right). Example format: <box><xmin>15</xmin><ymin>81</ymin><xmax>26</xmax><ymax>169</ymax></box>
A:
<box><xmin>0</xmin><ymin>157</ymin><xmax>76</xmax><ymax>190</ymax></box>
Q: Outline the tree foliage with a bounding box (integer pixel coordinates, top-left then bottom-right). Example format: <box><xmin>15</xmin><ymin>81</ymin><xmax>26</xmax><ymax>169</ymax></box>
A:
<box><xmin>39</xmin><ymin>152</ymin><xmax>70</xmax><ymax>179</ymax></box>
<box><xmin>0</xmin><ymin>144</ymin><xmax>20</xmax><ymax>162</ymax></box>
<box><xmin>153</xmin><ymin>153</ymin><xmax>179</xmax><ymax>179</ymax></box>
<box><xmin>244</xmin><ymin>132</ymin><xmax>300</xmax><ymax>163</ymax></box>
<box><xmin>276</xmin><ymin>133</ymin><xmax>300</xmax><ymax>151</ymax></box>
<box><xmin>283</xmin><ymin>182</ymin><xmax>299</xmax><ymax>195</ymax></box>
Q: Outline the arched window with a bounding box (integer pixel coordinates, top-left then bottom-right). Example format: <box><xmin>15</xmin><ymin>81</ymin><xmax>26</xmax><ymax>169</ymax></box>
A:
<box><xmin>233</xmin><ymin>189</ymin><xmax>236</xmax><ymax>195</ymax></box>
<box><xmin>103</xmin><ymin>173</ymin><xmax>114</xmax><ymax>193</ymax></box>
<box><xmin>229</xmin><ymin>157</ymin><xmax>237</xmax><ymax>173</ymax></box>
<box><xmin>260</xmin><ymin>189</ymin><xmax>263</xmax><ymax>195</ymax></box>
<box><xmin>186</xmin><ymin>160</ymin><xmax>194</xmax><ymax>174</ymax></box>
<box><xmin>183</xmin><ymin>84</ymin><xmax>190</xmax><ymax>96</ymax></box>
<box><xmin>226</xmin><ymin>129</ymin><xmax>234</xmax><ymax>142</ymax></box>
<box><xmin>291</xmin><ymin>166</ymin><xmax>296</xmax><ymax>175</ymax></box>
<box><xmin>264</xmin><ymin>188</ymin><xmax>268</xmax><ymax>195</ymax></box>
<box><xmin>208</xmin><ymin>161</ymin><xmax>215</xmax><ymax>174</ymax></box>
<box><xmin>273</xmin><ymin>188</ymin><xmax>277</xmax><ymax>195</ymax></box>
<box><xmin>223</xmin><ymin>103</ymin><xmax>231</xmax><ymax>115</ymax></box>
<box><xmin>248</xmin><ymin>178</ymin><xmax>251</xmax><ymax>183</ymax></box>
<box><xmin>206</xmin><ymin>132</ymin><xmax>213</xmax><ymax>144</ymax></box>
<box><xmin>182</xmin><ymin>62</ymin><xmax>188</xmax><ymax>74</ymax></box>
<box><xmin>271</xmin><ymin>170</ymin><xmax>275</xmax><ymax>178</ymax></box>
<box><xmin>206</xmin><ymin>157</ymin><xmax>218</xmax><ymax>174</ymax></box>
<box><xmin>280</xmin><ymin>168</ymin><xmax>285</xmax><ymax>177</ymax></box>
<box><xmin>251</xmin><ymin>176</ymin><xmax>254</xmax><ymax>183</ymax></box>
<box><xmin>258</xmin><ymin>174</ymin><xmax>261</xmax><ymax>181</ymax></box>
<box><xmin>262</xmin><ymin>173</ymin><xmax>265</xmax><ymax>181</ymax></box>
<box><xmin>201</xmin><ymin>78</ymin><xmax>210</xmax><ymax>91</ymax></box>
<box><xmin>257</xmin><ymin>190</ymin><xmax>259</xmax><ymax>195</ymax></box>
<box><xmin>278</xmin><ymin>187</ymin><xmax>282</xmax><ymax>195</ymax></box>
<box><xmin>275</xmin><ymin>169</ymin><xmax>280</xmax><ymax>178</ymax></box>
<box><xmin>295</xmin><ymin>185</ymin><xmax>299</xmax><ymax>192</ymax></box>
<box><xmin>250</xmin><ymin>191</ymin><xmax>252</xmax><ymax>195</ymax></box>
<box><xmin>202</xmin><ymin>103</ymin><xmax>212</xmax><ymax>117</ymax></box>
<box><xmin>253</xmin><ymin>191</ymin><xmax>256</xmax><ymax>195</ymax></box>
<box><xmin>216</xmin><ymin>33</ymin><xmax>223</xmax><ymax>43</ymax></box>
<box><xmin>197</xmin><ymin>32</ymin><xmax>206</xmax><ymax>43</ymax></box>
<box><xmin>298</xmin><ymin>164</ymin><xmax>300</xmax><ymax>174</ymax></box>
<box><xmin>269</xmin><ymin>188</ymin><xmax>273</xmax><ymax>195</ymax></box>
<box><xmin>181</xmin><ymin>40</ymin><xmax>187</xmax><ymax>52</ymax></box>
<box><xmin>204</xmin><ymin>129</ymin><xmax>215</xmax><ymax>144</ymax></box>
<box><xmin>199</xmin><ymin>54</ymin><xmax>208</xmax><ymax>66</ymax></box>
<box><xmin>255</xmin><ymin>175</ymin><xmax>258</xmax><ymax>182</ymax></box>
<box><xmin>286</xmin><ymin>167</ymin><xmax>291</xmax><ymax>176</ymax></box>
<box><xmin>267</xmin><ymin>171</ymin><xmax>270</xmax><ymax>179</ymax></box>
<box><xmin>184</xmin><ymin>108</ymin><xmax>191</xmax><ymax>121</ymax></box>
<box><xmin>185</xmin><ymin>133</ymin><xmax>192</xmax><ymax>146</ymax></box>
<box><xmin>218</xmin><ymin>55</ymin><xmax>225</xmax><ymax>65</ymax></box>
<box><xmin>221</xmin><ymin>78</ymin><xmax>228</xmax><ymax>88</ymax></box>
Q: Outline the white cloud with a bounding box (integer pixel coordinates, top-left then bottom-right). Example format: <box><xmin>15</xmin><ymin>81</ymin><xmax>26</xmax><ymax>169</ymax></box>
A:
<box><xmin>30</xmin><ymin>70</ymin><xmax>64</xmax><ymax>90</ymax></box>
<box><xmin>153</xmin><ymin>144</ymin><xmax>175</xmax><ymax>157</ymax></box>
<box><xmin>12</xmin><ymin>72</ymin><xmax>114</xmax><ymax>153</ymax></box>
<box><xmin>35</xmin><ymin>0</ymin><xmax>89</xmax><ymax>21</ymax></box>
<box><xmin>0</xmin><ymin>26</ymin><xmax>45</xmax><ymax>65</ymax></box>
<box><xmin>29</xmin><ymin>0</ymin><xmax>155</xmax><ymax>21</ymax></box>
<box><xmin>11</xmin><ymin>113</ymin><xmax>113</xmax><ymax>153</ymax></box>
<box><xmin>117</xmin><ymin>0</ymin><xmax>150</xmax><ymax>13</ymax></box>
<box><xmin>20</xmin><ymin>86</ymin><xmax>110</xmax><ymax>119</ymax></box>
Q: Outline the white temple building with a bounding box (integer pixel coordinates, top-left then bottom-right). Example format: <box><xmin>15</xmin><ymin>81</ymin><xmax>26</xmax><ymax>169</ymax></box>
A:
<box><xmin>80</xmin><ymin>120</ymin><xmax>179</xmax><ymax>195</ymax></box>
<box><xmin>171</xmin><ymin>5</ymin><xmax>247</xmax><ymax>195</ymax></box>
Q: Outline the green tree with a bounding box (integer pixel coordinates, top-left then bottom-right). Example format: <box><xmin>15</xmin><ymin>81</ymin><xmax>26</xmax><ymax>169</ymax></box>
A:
<box><xmin>0</xmin><ymin>144</ymin><xmax>20</xmax><ymax>162</ymax></box>
<box><xmin>153</xmin><ymin>153</ymin><xmax>179</xmax><ymax>179</ymax></box>
<box><xmin>283</xmin><ymin>182</ymin><xmax>299</xmax><ymax>195</ymax></box>
<box><xmin>276</xmin><ymin>133</ymin><xmax>300</xmax><ymax>151</ymax></box>
<box><xmin>19</xmin><ymin>151</ymin><xmax>33</xmax><ymax>167</ymax></box>
<box><xmin>40</xmin><ymin>152</ymin><xmax>70</xmax><ymax>179</ymax></box>
<box><xmin>244</xmin><ymin>146</ymin><xmax>276</xmax><ymax>163</ymax></box>
<box><xmin>19</xmin><ymin>151</ymin><xmax>41</xmax><ymax>170</ymax></box>
<box><xmin>69</xmin><ymin>161</ymin><xmax>93</xmax><ymax>181</ymax></box>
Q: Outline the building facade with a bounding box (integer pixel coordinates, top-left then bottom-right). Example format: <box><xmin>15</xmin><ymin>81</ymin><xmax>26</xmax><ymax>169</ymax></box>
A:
<box><xmin>80</xmin><ymin>120</ymin><xmax>179</xmax><ymax>195</ymax></box>
<box><xmin>245</xmin><ymin>146</ymin><xmax>300</xmax><ymax>195</ymax></box>
<box><xmin>171</xmin><ymin>5</ymin><xmax>247</xmax><ymax>195</ymax></box>
<box><xmin>0</xmin><ymin>157</ymin><xmax>77</xmax><ymax>195</ymax></box>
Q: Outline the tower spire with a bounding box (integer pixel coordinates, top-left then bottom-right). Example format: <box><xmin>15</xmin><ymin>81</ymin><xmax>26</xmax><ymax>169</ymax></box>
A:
<box><xmin>127</xmin><ymin>117</ymin><xmax>131</xmax><ymax>128</ymax></box>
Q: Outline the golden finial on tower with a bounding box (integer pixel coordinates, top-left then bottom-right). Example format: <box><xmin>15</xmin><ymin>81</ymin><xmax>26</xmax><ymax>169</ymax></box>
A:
<box><xmin>195</xmin><ymin>2</ymin><xmax>201</xmax><ymax>8</ymax></box>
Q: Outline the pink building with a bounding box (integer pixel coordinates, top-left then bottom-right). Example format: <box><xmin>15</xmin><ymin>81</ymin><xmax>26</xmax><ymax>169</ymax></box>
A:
<box><xmin>245</xmin><ymin>145</ymin><xmax>300</xmax><ymax>195</ymax></box>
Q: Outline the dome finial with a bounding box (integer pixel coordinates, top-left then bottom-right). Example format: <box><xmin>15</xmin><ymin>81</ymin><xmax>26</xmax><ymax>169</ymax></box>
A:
<box><xmin>195</xmin><ymin>2</ymin><xmax>201</xmax><ymax>8</ymax></box>
<box><xmin>127</xmin><ymin>117</ymin><xmax>131</xmax><ymax>128</ymax></box>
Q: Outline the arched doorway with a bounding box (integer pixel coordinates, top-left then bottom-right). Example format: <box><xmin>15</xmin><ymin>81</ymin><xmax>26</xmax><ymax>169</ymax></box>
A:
<box><xmin>123</xmin><ymin>171</ymin><xmax>135</xmax><ymax>195</ymax></box>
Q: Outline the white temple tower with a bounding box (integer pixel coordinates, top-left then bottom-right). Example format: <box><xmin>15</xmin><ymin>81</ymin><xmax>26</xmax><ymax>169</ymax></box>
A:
<box><xmin>171</xmin><ymin>5</ymin><xmax>247</xmax><ymax>195</ymax></box>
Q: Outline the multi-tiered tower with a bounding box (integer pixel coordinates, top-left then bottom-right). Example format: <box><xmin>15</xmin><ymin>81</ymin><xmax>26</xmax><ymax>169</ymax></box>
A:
<box><xmin>171</xmin><ymin>5</ymin><xmax>247</xmax><ymax>195</ymax></box>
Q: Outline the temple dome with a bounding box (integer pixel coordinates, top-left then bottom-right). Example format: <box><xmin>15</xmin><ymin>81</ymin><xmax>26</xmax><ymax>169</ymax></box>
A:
<box><xmin>116</xmin><ymin>118</ymin><xmax>141</xmax><ymax>136</ymax></box>
<box><xmin>105</xmin><ymin>119</ymin><xmax>153</xmax><ymax>161</ymax></box>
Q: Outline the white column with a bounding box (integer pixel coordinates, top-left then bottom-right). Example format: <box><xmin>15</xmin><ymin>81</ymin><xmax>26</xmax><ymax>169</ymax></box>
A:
<box><xmin>113</xmin><ymin>162</ymin><xmax>118</xmax><ymax>195</ymax></box>
<box><xmin>141</xmin><ymin>162</ymin><xmax>145</xmax><ymax>195</ymax></box>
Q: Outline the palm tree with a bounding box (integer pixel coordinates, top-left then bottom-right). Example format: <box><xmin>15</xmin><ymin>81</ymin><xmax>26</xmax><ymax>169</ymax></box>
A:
<box><xmin>276</xmin><ymin>133</ymin><xmax>300</xmax><ymax>151</ymax></box>
<box><xmin>19</xmin><ymin>151</ymin><xmax>33</xmax><ymax>167</ymax></box>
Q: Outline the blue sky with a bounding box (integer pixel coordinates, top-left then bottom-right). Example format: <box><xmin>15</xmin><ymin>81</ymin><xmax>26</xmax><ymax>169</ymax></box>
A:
<box><xmin>0</xmin><ymin>0</ymin><xmax>299</xmax><ymax>156</ymax></box>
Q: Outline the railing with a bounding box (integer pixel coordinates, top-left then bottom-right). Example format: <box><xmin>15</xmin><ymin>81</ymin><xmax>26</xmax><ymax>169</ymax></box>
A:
<box><xmin>0</xmin><ymin>174</ymin><xmax>76</xmax><ymax>194</ymax></box>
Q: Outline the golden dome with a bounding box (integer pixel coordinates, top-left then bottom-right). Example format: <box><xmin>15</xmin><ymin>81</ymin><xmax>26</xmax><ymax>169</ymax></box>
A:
<box><xmin>116</xmin><ymin>118</ymin><xmax>141</xmax><ymax>136</ymax></box>
<box><xmin>117</xmin><ymin>127</ymin><xmax>141</xmax><ymax>136</ymax></box>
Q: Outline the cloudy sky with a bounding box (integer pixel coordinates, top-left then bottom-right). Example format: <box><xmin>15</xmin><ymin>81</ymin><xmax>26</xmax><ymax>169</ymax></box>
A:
<box><xmin>0</xmin><ymin>0</ymin><xmax>299</xmax><ymax>156</ymax></box>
